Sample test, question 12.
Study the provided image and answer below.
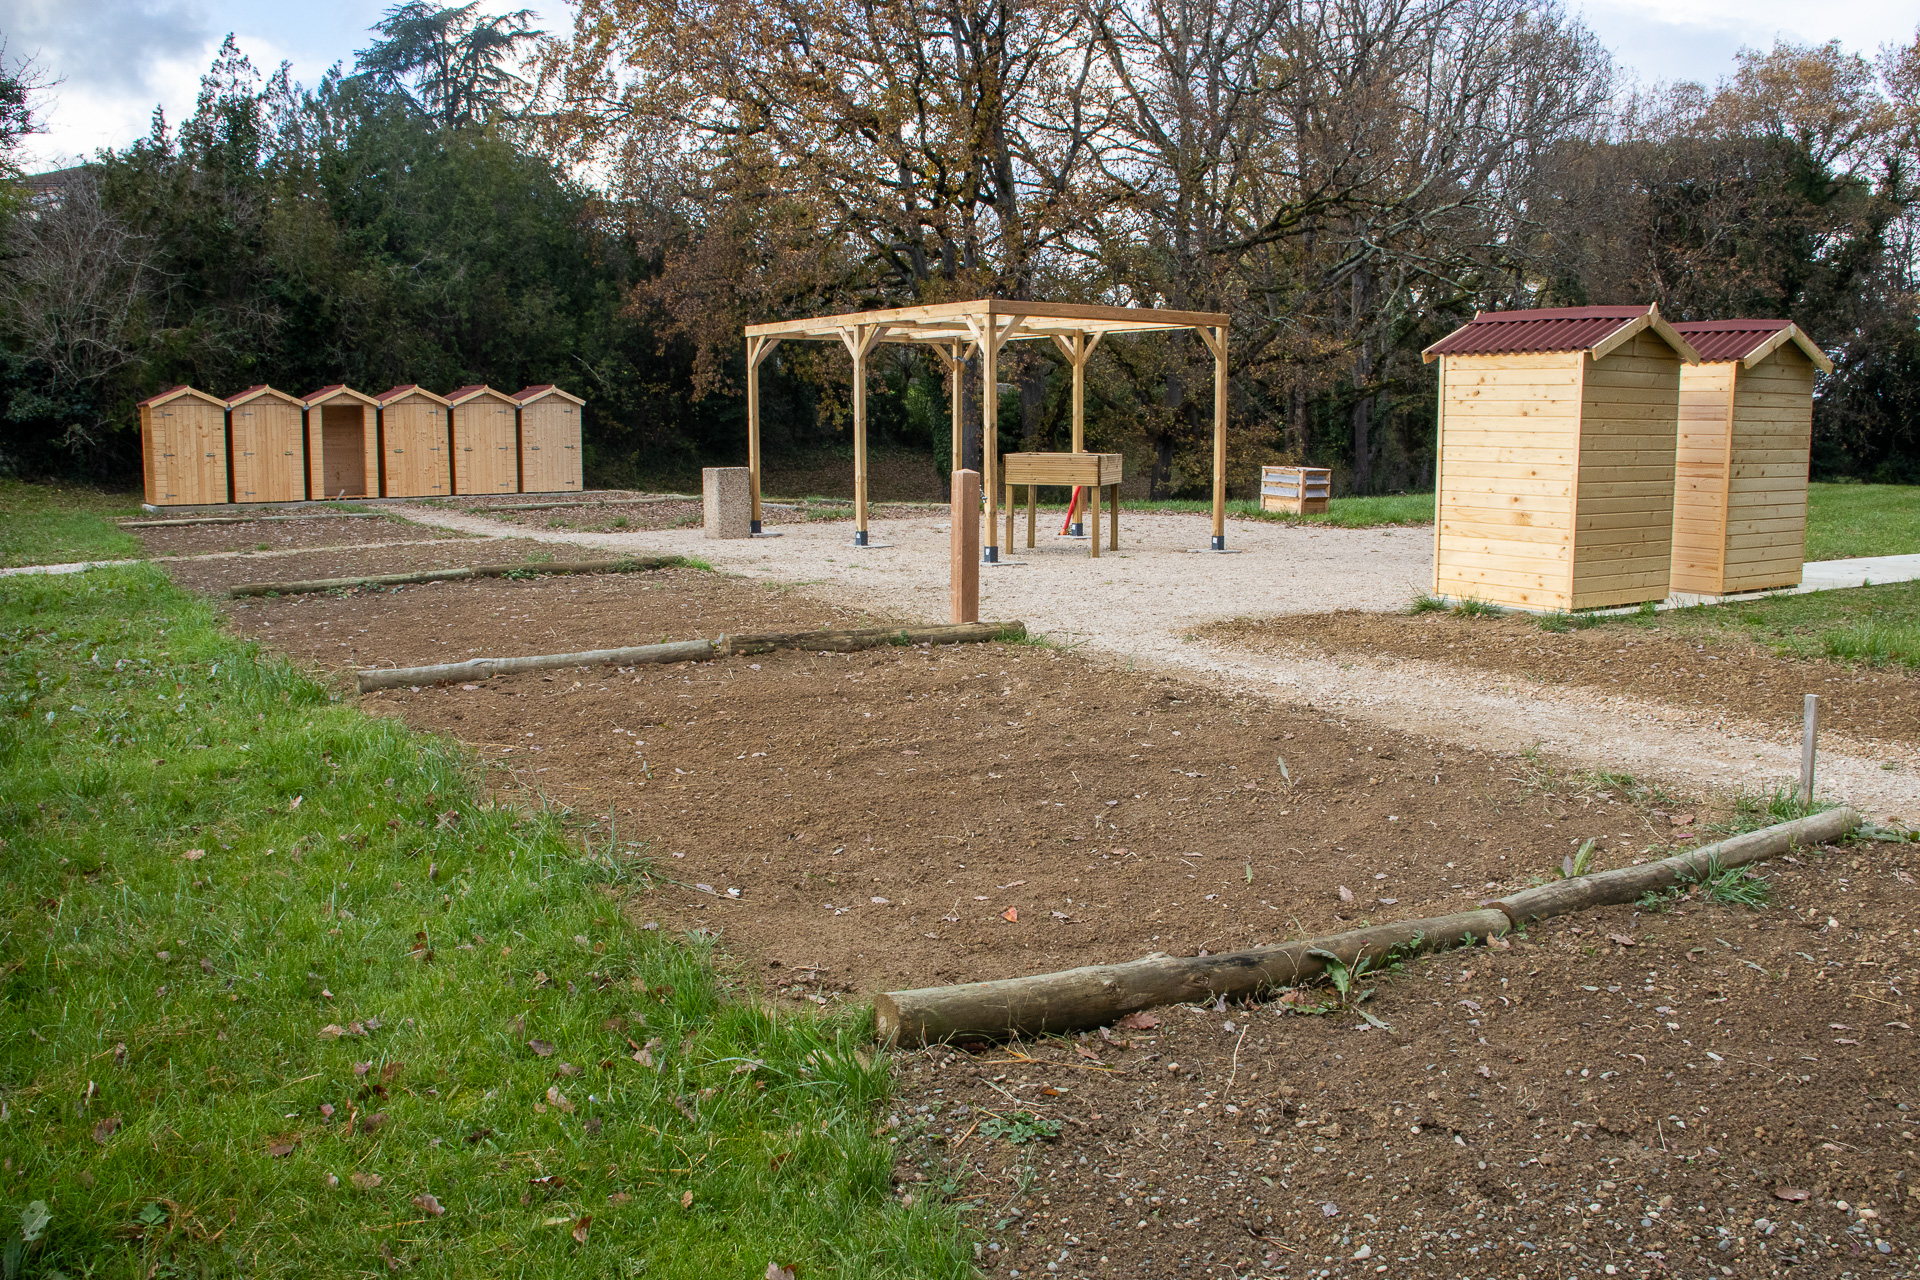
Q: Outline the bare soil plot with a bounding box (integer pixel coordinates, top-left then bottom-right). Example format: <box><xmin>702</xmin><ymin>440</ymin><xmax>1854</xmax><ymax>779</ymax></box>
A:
<box><xmin>1197</xmin><ymin>612</ymin><xmax>1920</xmax><ymax>750</ymax></box>
<box><xmin>170</xmin><ymin>540</ymin><xmax>1920</xmax><ymax>1278</ymax></box>
<box><xmin>133</xmin><ymin>512</ymin><xmax>476</xmax><ymax>557</ymax></box>
<box><xmin>160</xmin><ymin>535</ymin><xmax>564</xmax><ymax>596</ymax></box>
<box><xmin>439</xmin><ymin>496</ymin><xmax>938</xmax><ymax>535</ymax></box>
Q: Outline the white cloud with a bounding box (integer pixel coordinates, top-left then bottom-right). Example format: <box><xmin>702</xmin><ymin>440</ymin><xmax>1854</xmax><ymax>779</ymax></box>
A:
<box><xmin>1576</xmin><ymin>0</ymin><xmax>1919</xmax><ymax>86</ymax></box>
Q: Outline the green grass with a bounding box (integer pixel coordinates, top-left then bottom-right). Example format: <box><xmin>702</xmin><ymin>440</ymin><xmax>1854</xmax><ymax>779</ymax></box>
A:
<box><xmin>1598</xmin><ymin>579</ymin><xmax>1920</xmax><ymax>670</ymax></box>
<box><xmin>0</xmin><ymin>480</ymin><xmax>146</xmax><ymax>568</ymax></box>
<box><xmin>1805</xmin><ymin>483</ymin><xmax>1920</xmax><ymax>562</ymax></box>
<box><xmin>0</xmin><ymin>567</ymin><xmax>968</xmax><ymax>1278</ymax></box>
<box><xmin>1119</xmin><ymin>491</ymin><xmax>1434</xmax><ymax>529</ymax></box>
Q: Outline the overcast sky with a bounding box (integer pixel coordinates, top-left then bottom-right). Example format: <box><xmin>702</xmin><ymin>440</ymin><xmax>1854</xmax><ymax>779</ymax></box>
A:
<box><xmin>6</xmin><ymin>0</ymin><xmax>1918</xmax><ymax>171</ymax></box>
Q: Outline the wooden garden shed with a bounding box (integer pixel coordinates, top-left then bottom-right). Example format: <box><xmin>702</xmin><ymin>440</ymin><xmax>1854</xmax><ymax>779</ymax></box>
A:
<box><xmin>512</xmin><ymin>385</ymin><xmax>584</xmax><ymax>494</ymax></box>
<box><xmin>138</xmin><ymin>386</ymin><xmax>230</xmax><ymax>506</ymax></box>
<box><xmin>1423</xmin><ymin>304</ymin><xmax>1701</xmax><ymax>611</ymax></box>
<box><xmin>1667</xmin><ymin>320</ymin><xmax>1833</xmax><ymax>596</ymax></box>
<box><xmin>304</xmin><ymin>385</ymin><xmax>382</xmax><ymax>500</ymax></box>
<box><xmin>225</xmin><ymin>385</ymin><xmax>307</xmax><ymax>503</ymax></box>
<box><xmin>375</xmin><ymin>385</ymin><xmax>452</xmax><ymax>498</ymax></box>
<box><xmin>447</xmin><ymin>384</ymin><xmax>521</xmax><ymax>495</ymax></box>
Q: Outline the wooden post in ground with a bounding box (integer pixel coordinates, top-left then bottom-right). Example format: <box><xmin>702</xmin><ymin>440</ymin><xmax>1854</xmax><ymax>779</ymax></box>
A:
<box><xmin>1800</xmin><ymin>693</ymin><xmax>1821</xmax><ymax>804</ymax></box>
<box><xmin>1051</xmin><ymin>331</ymin><xmax>1102</xmax><ymax>536</ymax></box>
<box><xmin>1195</xmin><ymin>323</ymin><xmax>1229</xmax><ymax>551</ymax></box>
<box><xmin>968</xmin><ymin>313</ymin><xmax>1022</xmax><ymax>563</ymax></box>
<box><xmin>952</xmin><ymin>468</ymin><xmax>980</xmax><ymax>623</ymax></box>
<box><xmin>746</xmin><ymin>336</ymin><xmax>780</xmax><ymax>534</ymax></box>
<box><xmin>838</xmin><ymin>324</ymin><xmax>889</xmax><ymax>545</ymax></box>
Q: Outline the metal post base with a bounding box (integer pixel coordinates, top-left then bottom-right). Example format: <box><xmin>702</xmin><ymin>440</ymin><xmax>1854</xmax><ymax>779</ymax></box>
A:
<box><xmin>1212</xmin><ymin>534</ymin><xmax>1225</xmax><ymax>551</ymax></box>
<box><xmin>1187</xmin><ymin>535</ymin><xmax>1243</xmax><ymax>554</ymax></box>
<box><xmin>853</xmin><ymin>530</ymin><xmax>869</xmax><ymax>546</ymax></box>
<box><xmin>982</xmin><ymin>544</ymin><xmax>998</xmax><ymax>564</ymax></box>
<box><xmin>751</xmin><ymin>519</ymin><xmax>762</xmax><ymax>534</ymax></box>
<box><xmin>1067</xmin><ymin>522</ymin><xmax>1086</xmax><ymax>538</ymax></box>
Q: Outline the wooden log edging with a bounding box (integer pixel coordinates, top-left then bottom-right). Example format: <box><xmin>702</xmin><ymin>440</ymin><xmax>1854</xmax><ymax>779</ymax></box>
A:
<box><xmin>874</xmin><ymin>806</ymin><xmax>1861</xmax><ymax>1046</ymax></box>
<box><xmin>355</xmin><ymin>620</ymin><xmax>1026</xmax><ymax>692</ymax></box>
<box><xmin>228</xmin><ymin>557</ymin><xmax>688</xmax><ymax>598</ymax></box>
<box><xmin>124</xmin><ymin>513</ymin><xmax>385</xmax><ymax>528</ymax></box>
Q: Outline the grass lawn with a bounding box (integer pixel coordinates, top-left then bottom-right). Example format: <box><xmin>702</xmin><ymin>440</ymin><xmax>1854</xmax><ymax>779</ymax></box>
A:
<box><xmin>1104</xmin><ymin>491</ymin><xmax>1434</xmax><ymax>529</ymax></box>
<box><xmin>0</xmin><ymin>566</ymin><xmax>967</xmax><ymax>1277</ymax></box>
<box><xmin>1804</xmin><ymin>483</ymin><xmax>1920</xmax><ymax>562</ymax></box>
<box><xmin>0</xmin><ymin>479</ymin><xmax>146</xmax><ymax>569</ymax></box>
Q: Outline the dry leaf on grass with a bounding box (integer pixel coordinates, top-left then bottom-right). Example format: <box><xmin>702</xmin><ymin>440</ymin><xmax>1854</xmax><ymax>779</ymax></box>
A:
<box><xmin>412</xmin><ymin>1193</ymin><xmax>445</xmax><ymax>1217</ymax></box>
<box><xmin>546</xmin><ymin>1086</ymin><xmax>574</xmax><ymax>1114</ymax></box>
<box><xmin>350</xmin><ymin>1172</ymin><xmax>382</xmax><ymax>1191</ymax></box>
<box><xmin>182</xmin><ymin>849</ymin><xmax>205</xmax><ymax>861</ymax></box>
<box><xmin>680</xmin><ymin>1190</ymin><xmax>694</xmax><ymax>1209</ymax></box>
<box><xmin>767</xmin><ymin>1264</ymin><xmax>799</xmax><ymax>1280</ymax></box>
<box><xmin>607</xmin><ymin>1191</ymin><xmax>632</xmax><ymax>1205</ymax></box>
<box><xmin>267</xmin><ymin>1139</ymin><xmax>298</xmax><ymax>1158</ymax></box>
<box><xmin>91</xmin><ymin>1115</ymin><xmax>120</xmax><ymax>1145</ymax></box>
<box><xmin>528</xmin><ymin>1039</ymin><xmax>555</xmax><ymax>1057</ymax></box>
<box><xmin>360</xmin><ymin>1112</ymin><xmax>389</xmax><ymax>1134</ymax></box>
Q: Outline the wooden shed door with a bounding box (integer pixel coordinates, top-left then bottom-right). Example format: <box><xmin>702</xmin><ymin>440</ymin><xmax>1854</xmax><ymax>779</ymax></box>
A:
<box><xmin>321</xmin><ymin>406</ymin><xmax>368</xmax><ymax>498</ymax></box>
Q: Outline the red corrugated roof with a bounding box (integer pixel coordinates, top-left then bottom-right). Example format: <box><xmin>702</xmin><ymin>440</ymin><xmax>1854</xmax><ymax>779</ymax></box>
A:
<box><xmin>1425</xmin><ymin>305</ymin><xmax>1651</xmax><ymax>357</ymax></box>
<box><xmin>376</xmin><ymin>384</ymin><xmax>421</xmax><ymax>403</ymax></box>
<box><xmin>513</xmin><ymin>384</ymin><xmax>556</xmax><ymax>401</ymax></box>
<box><xmin>446</xmin><ymin>384</ymin><xmax>498</xmax><ymax>404</ymax></box>
<box><xmin>1669</xmin><ymin>319</ymin><xmax>1790</xmax><ymax>363</ymax></box>
<box><xmin>136</xmin><ymin>385</ymin><xmax>193</xmax><ymax>407</ymax></box>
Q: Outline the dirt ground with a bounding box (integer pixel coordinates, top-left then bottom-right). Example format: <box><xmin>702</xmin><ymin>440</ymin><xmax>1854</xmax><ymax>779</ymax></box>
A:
<box><xmin>160</xmin><ymin>520</ymin><xmax>1920</xmax><ymax>1278</ymax></box>
<box><xmin>428</xmin><ymin>495</ymin><xmax>941</xmax><ymax>536</ymax></box>
<box><xmin>132</xmin><ymin>512</ymin><xmax>474</xmax><ymax>557</ymax></box>
<box><xmin>159</xmin><ymin>535</ymin><xmax>568</xmax><ymax>596</ymax></box>
<box><xmin>1198</xmin><ymin>612</ymin><xmax>1920</xmax><ymax>751</ymax></box>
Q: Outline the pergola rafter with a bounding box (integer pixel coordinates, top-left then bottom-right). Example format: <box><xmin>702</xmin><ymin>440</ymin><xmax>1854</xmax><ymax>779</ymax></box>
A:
<box><xmin>744</xmin><ymin>298</ymin><xmax>1234</xmax><ymax>556</ymax></box>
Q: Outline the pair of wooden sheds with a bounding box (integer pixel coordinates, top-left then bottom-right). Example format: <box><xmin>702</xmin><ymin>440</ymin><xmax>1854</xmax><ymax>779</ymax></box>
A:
<box><xmin>136</xmin><ymin>383</ymin><xmax>584</xmax><ymax>506</ymax></box>
<box><xmin>1423</xmin><ymin>305</ymin><xmax>1833</xmax><ymax>610</ymax></box>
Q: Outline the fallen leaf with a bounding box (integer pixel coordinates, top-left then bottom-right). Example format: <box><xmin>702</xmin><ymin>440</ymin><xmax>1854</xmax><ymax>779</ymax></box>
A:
<box><xmin>413</xmin><ymin>1193</ymin><xmax>445</xmax><ymax>1217</ymax></box>
<box><xmin>182</xmin><ymin>848</ymin><xmax>205</xmax><ymax>861</ymax></box>
<box><xmin>767</xmin><ymin>1264</ymin><xmax>799</xmax><ymax>1280</ymax></box>
<box><xmin>1607</xmin><ymin>933</ymin><xmax>1636</xmax><ymax>947</ymax></box>
<box><xmin>1337</xmin><ymin>885</ymin><xmax>1354</xmax><ymax>903</ymax></box>
<box><xmin>1074</xmin><ymin>1042</ymin><xmax>1103</xmax><ymax>1062</ymax></box>
<box><xmin>1115</xmin><ymin>1011</ymin><xmax>1161</xmax><ymax>1031</ymax></box>
<box><xmin>320</xmin><ymin>1103</ymin><xmax>335</xmax><ymax>1120</ymax></box>
<box><xmin>1775</xmin><ymin>1186</ymin><xmax>1810</xmax><ymax>1202</ymax></box>
<box><xmin>607</xmin><ymin>1191</ymin><xmax>632</xmax><ymax>1205</ymax></box>
<box><xmin>528</xmin><ymin>1039</ymin><xmax>555</xmax><ymax>1057</ymax></box>
<box><xmin>380</xmin><ymin>1241</ymin><xmax>401</xmax><ymax>1272</ymax></box>
<box><xmin>546</xmin><ymin>1086</ymin><xmax>574</xmax><ymax>1114</ymax></box>
<box><xmin>583</xmin><ymin>1116</ymin><xmax>603</xmax><ymax>1135</ymax></box>
<box><xmin>465</xmin><ymin>1128</ymin><xmax>493</xmax><ymax>1145</ymax></box>
<box><xmin>681</xmin><ymin>1190</ymin><xmax>694</xmax><ymax>1209</ymax></box>
<box><xmin>350</xmin><ymin>1171</ymin><xmax>383</xmax><ymax>1191</ymax></box>
<box><xmin>1001</xmin><ymin>907</ymin><xmax>1018</xmax><ymax>923</ymax></box>
<box><xmin>1671</xmin><ymin>813</ymin><xmax>1695</xmax><ymax>826</ymax></box>
<box><xmin>555</xmin><ymin>1062</ymin><xmax>581</xmax><ymax>1077</ymax></box>
<box><xmin>571</xmin><ymin>1214</ymin><xmax>591</xmax><ymax>1245</ymax></box>
<box><xmin>353</xmin><ymin>1061</ymin><xmax>372</xmax><ymax>1077</ymax></box>
<box><xmin>289</xmin><ymin>795</ymin><xmax>303</xmax><ymax>811</ymax></box>
<box><xmin>360</xmin><ymin>1112</ymin><xmax>390</xmax><ymax>1134</ymax></box>
<box><xmin>267</xmin><ymin>1139</ymin><xmax>297</xmax><ymax>1158</ymax></box>
<box><xmin>319</xmin><ymin>1024</ymin><xmax>346</xmax><ymax>1040</ymax></box>
<box><xmin>91</xmin><ymin>1115</ymin><xmax>121</xmax><ymax>1145</ymax></box>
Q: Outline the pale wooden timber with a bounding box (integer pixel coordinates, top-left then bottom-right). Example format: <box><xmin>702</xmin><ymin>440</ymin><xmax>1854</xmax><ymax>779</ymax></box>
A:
<box><xmin>122</xmin><ymin>513</ymin><xmax>382</xmax><ymax>528</ymax></box>
<box><xmin>303</xmin><ymin>386</ymin><xmax>382</xmax><ymax>501</ymax></box>
<box><xmin>357</xmin><ymin>620</ymin><xmax>1025</xmax><ymax>692</ymax></box>
<box><xmin>1260</xmin><ymin>466</ymin><xmax>1331</xmax><ymax>514</ymax></box>
<box><xmin>837</xmin><ymin>323</ymin><xmax>889</xmax><ymax>538</ymax></box>
<box><xmin>952</xmin><ymin>468</ymin><xmax>980</xmax><ymax>623</ymax></box>
<box><xmin>512</xmin><ymin>385</ymin><xmax>585</xmax><ymax>495</ymax></box>
<box><xmin>225</xmin><ymin>385</ymin><xmax>307</xmax><ymax>503</ymax></box>
<box><xmin>744</xmin><ymin>339</ymin><xmax>780</xmax><ymax>527</ymax></box>
<box><xmin>447</xmin><ymin>385</ymin><xmax>521</xmax><ymax>495</ymax></box>
<box><xmin>875</xmin><ymin>806</ymin><xmax>1859</xmax><ymax>1045</ymax></box>
<box><xmin>375</xmin><ymin>386</ymin><xmax>453</xmax><ymax>498</ymax></box>
<box><xmin>138</xmin><ymin>386</ymin><xmax>231</xmax><ymax>506</ymax></box>
<box><xmin>1001</xmin><ymin>453</ymin><xmax>1122</xmax><ymax>557</ymax></box>
<box><xmin>228</xmin><ymin>556</ymin><xmax>686</xmax><ymax>598</ymax></box>
<box><xmin>742</xmin><ymin>299</ymin><xmax>1231</xmax><ymax>551</ymax></box>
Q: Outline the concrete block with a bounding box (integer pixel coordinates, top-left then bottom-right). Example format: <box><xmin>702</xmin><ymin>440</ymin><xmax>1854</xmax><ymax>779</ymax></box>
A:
<box><xmin>702</xmin><ymin>466</ymin><xmax>752</xmax><ymax>539</ymax></box>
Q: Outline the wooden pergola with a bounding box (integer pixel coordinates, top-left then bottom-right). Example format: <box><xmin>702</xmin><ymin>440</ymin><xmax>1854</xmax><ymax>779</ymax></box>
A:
<box><xmin>744</xmin><ymin>298</ymin><xmax>1234</xmax><ymax>557</ymax></box>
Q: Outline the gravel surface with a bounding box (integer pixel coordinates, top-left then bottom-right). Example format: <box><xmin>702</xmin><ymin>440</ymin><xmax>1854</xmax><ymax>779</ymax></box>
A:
<box><xmin>391</xmin><ymin>506</ymin><xmax>1920</xmax><ymax>823</ymax></box>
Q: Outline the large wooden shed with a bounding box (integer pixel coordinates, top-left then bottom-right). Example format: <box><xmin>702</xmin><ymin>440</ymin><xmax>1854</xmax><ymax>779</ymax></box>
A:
<box><xmin>375</xmin><ymin>385</ymin><xmax>452</xmax><ymax>498</ymax></box>
<box><xmin>447</xmin><ymin>385</ymin><xmax>521</xmax><ymax>495</ymax></box>
<box><xmin>1667</xmin><ymin>320</ymin><xmax>1833</xmax><ymax>596</ymax></box>
<box><xmin>1423</xmin><ymin>304</ymin><xmax>1701</xmax><ymax>611</ymax></box>
<box><xmin>512</xmin><ymin>385</ymin><xmax>584</xmax><ymax>494</ymax></box>
<box><xmin>225</xmin><ymin>385</ymin><xmax>307</xmax><ymax>503</ymax></box>
<box><xmin>138</xmin><ymin>386</ymin><xmax>230</xmax><ymax>506</ymax></box>
<box><xmin>304</xmin><ymin>385</ymin><xmax>382</xmax><ymax>500</ymax></box>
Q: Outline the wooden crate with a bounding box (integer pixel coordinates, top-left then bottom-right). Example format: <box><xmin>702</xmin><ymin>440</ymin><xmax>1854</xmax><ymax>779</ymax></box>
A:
<box><xmin>513</xmin><ymin>385</ymin><xmax>584</xmax><ymax>493</ymax></box>
<box><xmin>1670</xmin><ymin>336</ymin><xmax>1823</xmax><ymax>595</ymax></box>
<box><xmin>138</xmin><ymin>386</ymin><xmax>230</xmax><ymax>506</ymax></box>
<box><xmin>449</xmin><ymin>385</ymin><xmax>521</xmax><ymax>494</ymax></box>
<box><xmin>1260</xmin><ymin>466</ymin><xmax>1331</xmax><ymax>514</ymax></box>
<box><xmin>375</xmin><ymin>385</ymin><xmax>453</xmax><ymax>498</ymax></box>
<box><xmin>303</xmin><ymin>385</ymin><xmax>381</xmax><ymax>499</ymax></box>
<box><xmin>226</xmin><ymin>385</ymin><xmax>307</xmax><ymax>503</ymax></box>
<box><xmin>1429</xmin><ymin>320</ymin><xmax>1689</xmax><ymax>612</ymax></box>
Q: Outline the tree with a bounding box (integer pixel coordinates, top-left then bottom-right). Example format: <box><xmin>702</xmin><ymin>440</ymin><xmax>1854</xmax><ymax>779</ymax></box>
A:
<box><xmin>356</xmin><ymin>1</ymin><xmax>544</xmax><ymax>128</ymax></box>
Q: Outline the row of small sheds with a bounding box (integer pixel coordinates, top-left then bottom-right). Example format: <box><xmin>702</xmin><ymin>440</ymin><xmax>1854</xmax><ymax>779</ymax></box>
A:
<box><xmin>136</xmin><ymin>383</ymin><xmax>584</xmax><ymax>507</ymax></box>
<box><xmin>1424</xmin><ymin>305</ymin><xmax>1833</xmax><ymax>609</ymax></box>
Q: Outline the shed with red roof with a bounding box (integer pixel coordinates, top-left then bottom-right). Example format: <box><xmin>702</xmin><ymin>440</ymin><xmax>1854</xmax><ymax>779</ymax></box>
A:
<box><xmin>375</xmin><ymin>385</ymin><xmax>452</xmax><ymax>497</ymax></box>
<box><xmin>513</xmin><ymin>385</ymin><xmax>584</xmax><ymax>493</ymax></box>
<box><xmin>137</xmin><ymin>386</ymin><xmax>230</xmax><ymax>506</ymax></box>
<box><xmin>303</xmin><ymin>385</ymin><xmax>382</xmax><ymax>499</ymax></box>
<box><xmin>1421</xmin><ymin>305</ymin><xmax>1701</xmax><ymax>611</ymax></box>
<box><xmin>225</xmin><ymin>385</ymin><xmax>307</xmax><ymax>503</ymax></box>
<box><xmin>447</xmin><ymin>384</ymin><xmax>520</xmax><ymax>495</ymax></box>
<box><xmin>1668</xmin><ymin>320</ymin><xmax>1833</xmax><ymax>596</ymax></box>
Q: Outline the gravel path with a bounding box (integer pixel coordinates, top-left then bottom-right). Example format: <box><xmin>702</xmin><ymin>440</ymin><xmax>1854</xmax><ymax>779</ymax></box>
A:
<box><xmin>393</xmin><ymin>505</ymin><xmax>1920</xmax><ymax>822</ymax></box>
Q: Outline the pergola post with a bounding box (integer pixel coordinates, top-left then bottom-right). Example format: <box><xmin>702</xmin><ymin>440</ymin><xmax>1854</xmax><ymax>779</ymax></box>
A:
<box><xmin>1051</xmin><ymin>331</ymin><xmax>1102</xmax><ymax>536</ymax></box>
<box><xmin>745</xmin><ymin>336</ymin><xmax>780</xmax><ymax>534</ymax></box>
<box><xmin>933</xmin><ymin>340</ymin><xmax>967</xmax><ymax>496</ymax></box>
<box><xmin>838</xmin><ymin>324</ymin><xmax>887</xmax><ymax>545</ymax></box>
<box><xmin>969</xmin><ymin>312</ymin><xmax>1022</xmax><ymax>563</ymax></box>
<box><xmin>1198</xmin><ymin>324</ymin><xmax>1229</xmax><ymax>551</ymax></box>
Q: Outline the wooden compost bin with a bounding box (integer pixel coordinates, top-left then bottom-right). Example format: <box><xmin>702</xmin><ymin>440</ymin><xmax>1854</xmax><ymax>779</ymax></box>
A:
<box><xmin>1667</xmin><ymin>320</ymin><xmax>1832</xmax><ymax>595</ymax></box>
<box><xmin>226</xmin><ymin>385</ymin><xmax>307</xmax><ymax>503</ymax></box>
<box><xmin>303</xmin><ymin>385</ymin><xmax>382</xmax><ymax>499</ymax></box>
<box><xmin>1260</xmin><ymin>465</ymin><xmax>1331</xmax><ymax>514</ymax></box>
<box><xmin>512</xmin><ymin>385</ymin><xmax>584</xmax><ymax>493</ymax></box>
<box><xmin>375</xmin><ymin>385</ymin><xmax>452</xmax><ymax>498</ymax></box>
<box><xmin>138</xmin><ymin>385</ymin><xmax>230</xmax><ymax>506</ymax></box>
<box><xmin>1423</xmin><ymin>304</ymin><xmax>1701</xmax><ymax>611</ymax></box>
<box><xmin>448</xmin><ymin>385</ymin><xmax>521</xmax><ymax>495</ymax></box>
